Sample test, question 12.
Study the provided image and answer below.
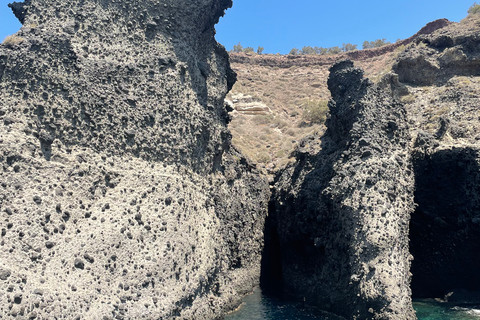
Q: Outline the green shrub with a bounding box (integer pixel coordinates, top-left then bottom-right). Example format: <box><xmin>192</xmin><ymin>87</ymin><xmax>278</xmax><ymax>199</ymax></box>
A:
<box><xmin>342</xmin><ymin>43</ymin><xmax>357</xmax><ymax>52</ymax></box>
<box><xmin>233</xmin><ymin>42</ymin><xmax>243</xmax><ymax>53</ymax></box>
<box><xmin>301</xmin><ymin>99</ymin><xmax>329</xmax><ymax>124</ymax></box>
<box><xmin>289</xmin><ymin>48</ymin><xmax>300</xmax><ymax>55</ymax></box>
<box><xmin>468</xmin><ymin>2</ymin><xmax>480</xmax><ymax>14</ymax></box>
<box><xmin>244</xmin><ymin>47</ymin><xmax>254</xmax><ymax>53</ymax></box>
<box><xmin>256</xmin><ymin>152</ymin><xmax>271</xmax><ymax>163</ymax></box>
<box><xmin>257</xmin><ymin>46</ymin><xmax>264</xmax><ymax>54</ymax></box>
<box><xmin>314</xmin><ymin>46</ymin><xmax>328</xmax><ymax>55</ymax></box>
<box><xmin>327</xmin><ymin>46</ymin><xmax>341</xmax><ymax>54</ymax></box>
<box><xmin>301</xmin><ymin>46</ymin><xmax>316</xmax><ymax>55</ymax></box>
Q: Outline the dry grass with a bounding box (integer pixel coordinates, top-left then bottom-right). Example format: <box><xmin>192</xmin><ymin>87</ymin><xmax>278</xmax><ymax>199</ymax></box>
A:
<box><xmin>227</xmin><ymin>51</ymin><xmax>401</xmax><ymax>173</ymax></box>
<box><xmin>228</xmin><ymin>44</ymin><xmax>418</xmax><ymax>172</ymax></box>
<box><xmin>227</xmin><ymin>61</ymin><xmax>332</xmax><ymax>173</ymax></box>
<box><xmin>2</xmin><ymin>35</ymin><xmax>25</xmax><ymax>47</ymax></box>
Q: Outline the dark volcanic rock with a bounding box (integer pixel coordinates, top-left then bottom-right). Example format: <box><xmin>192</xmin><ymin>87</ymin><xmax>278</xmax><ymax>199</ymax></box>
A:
<box><xmin>393</xmin><ymin>17</ymin><xmax>480</xmax><ymax>85</ymax></box>
<box><xmin>391</xmin><ymin>16</ymin><xmax>480</xmax><ymax>304</ymax></box>
<box><xmin>410</xmin><ymin>144</ymin><xmax>480</xmax><ymax>299</ymax></box>
<box><xmin>267</xmin><ymin>60</ymin><xmax>415</xmax><ymax>320</ymax></box>
<box><xmin>0</xmin><ymin>0</ymin><xmax>269</xmax><ymax>319</ymax></box>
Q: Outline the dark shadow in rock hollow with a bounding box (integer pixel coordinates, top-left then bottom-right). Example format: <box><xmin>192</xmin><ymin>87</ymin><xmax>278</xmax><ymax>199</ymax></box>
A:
<box><xmin>260</xmin><ymin>200</ymin><xmax>285</xmax><ymax>296</ymax></box>
<box><xmin>40</xmin><ymin>142</ymin><xmax>52</xmax><ymax>161</ymax></box>
<box><xmin>410</xmin><ymin>147</ymin><xmax>480</xmax><ymax>299</ymax></box>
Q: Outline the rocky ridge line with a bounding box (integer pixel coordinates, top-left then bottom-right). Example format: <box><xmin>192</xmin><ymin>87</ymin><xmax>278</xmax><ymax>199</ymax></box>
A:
<box><xmin>229</xmin><ymin>19</ymin><xmax>451</xmax><ymax>69</ymax></box>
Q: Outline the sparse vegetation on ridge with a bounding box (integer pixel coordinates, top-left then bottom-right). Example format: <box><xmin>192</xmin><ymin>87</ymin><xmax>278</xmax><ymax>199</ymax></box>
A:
<box><xmin>289</xmin><ymin>45</ymin><xmax>346</xmax><ymax>55</ymax></box>
<box><xmin>287</xmin><ymin>39</ymin><xmax>390</xmax><ymax>56</ymax></box>
<box><xmin>231</xmin><ymin>39</ymin><xmax>391</xmax><ymax>56</ymax></box>
<box><xmin>2</xmin><ymin>35</ymin><xmax>25</xmax><ymax>47</ymax></box>
<box><xmin>231</xmin><ymin>42</ymin><xmax>264</xmax><ymax>54</ymax></box>
<box><xmin>468</xmin><ymin>2</ymin><xmax>480</xmax><ymax>15</ymax></box>
<box><xmin>362</xmin><ymin>38</ymin><xmax>392</xmax><ymax>49</ymax></box>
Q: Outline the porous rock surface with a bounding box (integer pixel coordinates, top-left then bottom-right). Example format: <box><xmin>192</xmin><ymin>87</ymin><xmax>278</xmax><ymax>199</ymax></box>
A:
<box><xmin>267</xmin><ymin>60</ymin><xmax>415</xmax><ymax>320</ymax></box>
<box><xmin>264</xmin><ymin>16</ymin><xmax>480</xmax><ymax>317</ymax></box>
<box><xmin>393</xmin><ymin>15</ymin><xmax>480</xmax><ymax>86</ymax></box>
<box><xmin>0</xmin><ymin>0</ymin><xmax>269</xmax><ymax>319</ymax></box>
<box><xmin>394</xmin><ymin>16</ymin><xmax>480</xmax><ymax>302</ymax></box>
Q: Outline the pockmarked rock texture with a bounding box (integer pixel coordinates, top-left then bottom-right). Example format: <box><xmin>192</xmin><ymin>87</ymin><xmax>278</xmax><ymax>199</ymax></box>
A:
<box><xmin>0</xmin><ymin>0</ymin><xmax>269</xmax><ymax>319</ymax></box>
<box><xmin>393</xmin><ymin>16</ymin><xmax>480</xmax><ymax>302</ymax></box>
<box><xmin>393</xmin><ymin>16</ymin><xmax>480</xmax><ymax>86</ymax></box>
<box><xmin>410</xmin><ymin>142</ymin><xmax>480</xmax><ymax>300</ymax></box>
<box><xmin>266</xmin><ymin>60</ymin><xmax>415</xmax><ymax>320</ymax></box>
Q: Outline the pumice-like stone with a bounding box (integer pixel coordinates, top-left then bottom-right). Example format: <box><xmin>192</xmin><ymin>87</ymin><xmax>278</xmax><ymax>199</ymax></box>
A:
<box><xmin>0</xmin><ymin>0</ymin><xmax>269</xmax><ymax>319</ymax></box>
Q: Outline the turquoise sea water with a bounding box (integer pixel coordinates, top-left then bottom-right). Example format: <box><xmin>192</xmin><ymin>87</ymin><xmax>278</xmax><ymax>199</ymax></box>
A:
<box><xmin>225</xmin><ymin>288</ymin><xmax>480</xmax><ymax>320</ymax></box>
<box><xmin>414</xmin><ymin>301</ymin><xmax>480</xmax><ymax>320</ymax></box>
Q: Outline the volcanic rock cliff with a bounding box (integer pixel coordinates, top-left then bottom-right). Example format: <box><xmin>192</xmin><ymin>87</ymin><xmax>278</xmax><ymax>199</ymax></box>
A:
<box><xmin>266</xmin><ymin>60</ymin><xmax>415</xmax><ymax>320</ymax></box>
<box><xmin>266</xmin><ymin>14</ymin><xmax>480</xmax><ymax>320</ymax></box>
<box><xmin>0</xmin><ymin>0</ymin><xmax>269</xmax><ymax>319</ymax></box>
<box><xmin>394</xmin><ymin>15</ymin><xmax>480</xmax><ymax>303</ymax></box>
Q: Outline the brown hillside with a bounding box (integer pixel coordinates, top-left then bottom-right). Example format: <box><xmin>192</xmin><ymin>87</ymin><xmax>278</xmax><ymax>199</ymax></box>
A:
<box><xmin>226</xmin><ymin>19</ymin><xmax>453</xmax><ymax>175</ymax></box>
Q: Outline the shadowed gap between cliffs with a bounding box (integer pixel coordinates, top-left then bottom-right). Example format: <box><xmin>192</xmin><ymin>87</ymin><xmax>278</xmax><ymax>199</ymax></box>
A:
<box><xmin>260</xmin><ymin>200</ymin><xmax>285</xmax><ymax>295</ymax></box>
<box><xmin>259</xmin><ymin>136</ymin><xmax>338</xmax><ymax>301</ymax></box>
<box><xmin>259</xmin><ymin>129</ymin><xmax>351</xmax><ymax>312</ymax></box>
<box><xmin>410</xmin><ymin>147</ymin><xmax>480</xmax><ymax>300</ymax></box>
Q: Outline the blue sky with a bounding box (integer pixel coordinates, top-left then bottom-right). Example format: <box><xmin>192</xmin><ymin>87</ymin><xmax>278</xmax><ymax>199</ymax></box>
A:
<box><xmin>1</xmin><ymin>0</ymin><xmax>21</xmax><ymax>42</ymax></box>
<box><xmin>216</xmin><ymin>0</ymin><xmax>476</xmax><ymax>54</ymax></box>
<box><xmin>0</xmin><ymin>1</ymin><xmax>476</xmax><ymax>54</ymax></box>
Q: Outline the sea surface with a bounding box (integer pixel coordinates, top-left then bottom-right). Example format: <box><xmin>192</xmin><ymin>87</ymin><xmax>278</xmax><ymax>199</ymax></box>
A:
<box><xmin>225</xmin><ymin>287</ymin><xmax>480</xmax><ymax>320</ymax></box>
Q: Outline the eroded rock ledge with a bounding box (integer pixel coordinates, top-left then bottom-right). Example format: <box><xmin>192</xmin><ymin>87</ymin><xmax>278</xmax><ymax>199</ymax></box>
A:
<box><xmin>393</xmin><ymin>16</ymin><xmax>480</xmax><ymax>85</ymax></box>
<box><xmin>0</xmin><ymin>0</ymin><xmax>269</xmax><ymax>319</ymax></box>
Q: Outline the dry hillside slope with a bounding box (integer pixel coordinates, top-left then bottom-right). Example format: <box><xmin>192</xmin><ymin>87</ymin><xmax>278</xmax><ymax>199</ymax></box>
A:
<box><xmin>226</xmin><ymin>18</ymin><xmax>455</xmax><ymax>174</ymax></box>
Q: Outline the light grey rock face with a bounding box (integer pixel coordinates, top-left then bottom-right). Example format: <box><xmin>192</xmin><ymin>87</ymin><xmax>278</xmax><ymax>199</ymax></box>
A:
<box><xmin>267</xmin><ymin>60</ymin><xmax>415</xmax><ymax>320</ymax></box>
<box><xmin>0</xmin><ymin>0</ymin><xmax>269</xmax><ymax>319</ymax></box>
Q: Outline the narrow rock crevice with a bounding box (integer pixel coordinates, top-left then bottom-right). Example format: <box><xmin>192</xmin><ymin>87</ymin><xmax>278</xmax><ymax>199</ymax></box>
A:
<box><xmin>260</xmin><ymin>200</ymin><xmax>284</xmax><ymax>295</ymax></box>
